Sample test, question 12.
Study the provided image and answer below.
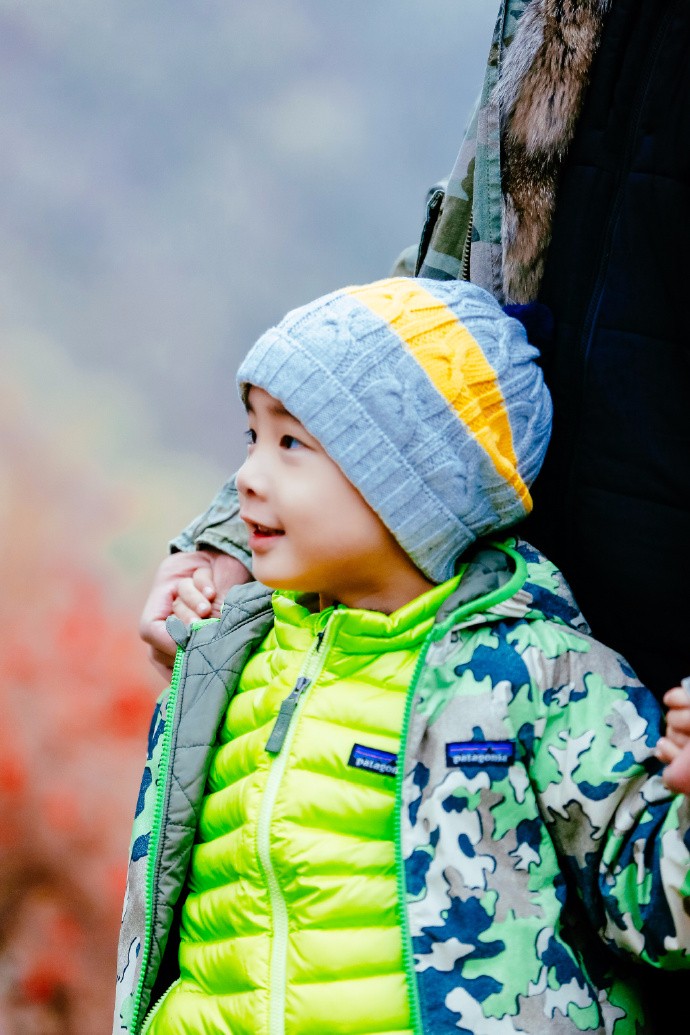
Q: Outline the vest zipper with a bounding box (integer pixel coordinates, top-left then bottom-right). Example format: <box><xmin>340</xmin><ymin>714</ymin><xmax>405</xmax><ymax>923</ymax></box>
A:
<box><xmin>139</xmin><ymin>978</ymin><xmax>181</xmax><ymax>1034</ymax></box>
<box><xmin>131</xmin><ymin>614</ymin><xmax>224</xmax><ymax>1033</ymax></box>
<box><xmin>130</xmin><ymin>643</ymin><xmax>187</xmax><ymax>1034</ymax></box>
<box><xmin>257</xmin><ymin>616</ymin><xmax>335</xmax><ymax>1035</ymax></box>
<box><xmin>265</xmin><ymin>628</ymin><xmax>325</xmax><ymax>753</ymax></box>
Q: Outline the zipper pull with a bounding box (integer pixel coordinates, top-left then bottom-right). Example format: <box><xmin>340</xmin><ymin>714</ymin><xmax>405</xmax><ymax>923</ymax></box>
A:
<box><xmin>264</xmin><ymin>626</ymin><xmax>327</xmax><ymax>754</ymax></box>
<box><xmin>265</xmin><ymin>676</ymin><xmax>311</xmax><ymax>754</ymax></box>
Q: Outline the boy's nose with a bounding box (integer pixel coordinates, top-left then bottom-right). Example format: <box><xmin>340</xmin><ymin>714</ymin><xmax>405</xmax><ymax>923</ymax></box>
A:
<box><xmin>236</xmin><ymin>453</ymin><xmax>265</xmax><ymax>499</ymax></box>
<box><xmin>236</xmin><ymin>457</ymin><xmax>252</xmax><ymax>498</ymax></box>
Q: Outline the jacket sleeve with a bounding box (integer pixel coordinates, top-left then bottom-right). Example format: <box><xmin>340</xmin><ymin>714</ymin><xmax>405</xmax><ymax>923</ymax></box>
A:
<box><xmin>528</xmin><ymin>625</ymin><xmax>690</xmax><ymax>967</ymax></box>
<box><xmin>169</xmin><ymin>473</ymin><xmax>252</xmax><ymax>571</ymax></box>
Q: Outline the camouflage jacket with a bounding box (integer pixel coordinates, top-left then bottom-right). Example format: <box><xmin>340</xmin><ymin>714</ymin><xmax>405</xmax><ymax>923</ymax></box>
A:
<box><xmin>115</xmin><ymin>538</ymin><xmax>690</xmax><ymax>1034</ymax></box>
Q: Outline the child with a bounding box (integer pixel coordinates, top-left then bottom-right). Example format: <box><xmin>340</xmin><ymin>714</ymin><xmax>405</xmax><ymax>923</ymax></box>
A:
<box><xmin>115</xmin><ymin>278</ymin><xmax>690</xmax><ymax>1035</ymax></box>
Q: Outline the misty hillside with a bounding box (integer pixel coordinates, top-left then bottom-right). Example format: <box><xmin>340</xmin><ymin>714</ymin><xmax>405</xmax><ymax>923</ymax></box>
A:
<box><xmin>0</xmin><ymin>0</ymin><xmax>495</xmax><ymax>473</ymax></box>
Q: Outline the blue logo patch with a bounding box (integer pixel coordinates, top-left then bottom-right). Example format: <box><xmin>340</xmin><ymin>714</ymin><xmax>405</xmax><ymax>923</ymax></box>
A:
<box><xmin>348</xmin><ymin>743</ymin><xmax>398</xmax><ymax>777</ymax></box>
<box><xmin>446</xmin><ymin>740</ymin><xmax>515</xmax><ymax>767</ymax></box>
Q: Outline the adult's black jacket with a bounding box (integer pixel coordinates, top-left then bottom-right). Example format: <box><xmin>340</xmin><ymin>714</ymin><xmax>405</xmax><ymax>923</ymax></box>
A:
<box><xmin>532</xmin><ymin>0</ymin><xmax>690</xmax><ymax>699</ymax></box>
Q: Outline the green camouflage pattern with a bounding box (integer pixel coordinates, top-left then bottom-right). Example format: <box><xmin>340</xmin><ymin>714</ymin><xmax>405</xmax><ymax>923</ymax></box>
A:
<box><xmin>402</xmin><ymin>539</ymin><xmax>690</xmax><ymax>1032</ymax></box>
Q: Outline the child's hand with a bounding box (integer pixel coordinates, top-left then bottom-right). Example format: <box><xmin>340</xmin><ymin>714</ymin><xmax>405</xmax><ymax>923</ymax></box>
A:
<box><xmin>171</xmin><ymin>554</ymin><xmax>250</xmax><ymax>625</ymax></box>
<box><xmin>139</xmin><ymin>550</ymin><xmax>251</xmax><ymax>679</ymax></box>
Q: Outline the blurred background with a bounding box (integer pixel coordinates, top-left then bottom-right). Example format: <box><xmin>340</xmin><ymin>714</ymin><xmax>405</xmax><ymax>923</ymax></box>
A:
<box><xmin>0</xmin><ymin>1</ymin><xmax>495</xmax><ymax>1030</ymax></box>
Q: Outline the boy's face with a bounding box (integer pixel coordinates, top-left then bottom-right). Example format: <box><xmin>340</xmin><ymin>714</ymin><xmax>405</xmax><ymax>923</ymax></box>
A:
<box><xmin>237</xmin><ymin>387</ymin><xmax>433</xmax><ymax>612</ymax></box>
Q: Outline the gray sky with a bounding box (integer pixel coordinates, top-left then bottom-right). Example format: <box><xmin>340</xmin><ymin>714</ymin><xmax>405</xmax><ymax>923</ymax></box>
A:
<box><xmin>0</xmin><ymin>1</ymin><xmax>496</xmax><ymax>508</ymax></box>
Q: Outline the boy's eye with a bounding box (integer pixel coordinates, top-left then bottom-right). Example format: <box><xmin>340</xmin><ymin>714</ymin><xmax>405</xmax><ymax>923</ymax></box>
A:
<box><xmin>280</xmin><ymin>434</ymin><xmax>303</xmax><ymax>450</ymax></box>
<box><xmin>243</xmin><ymin>428</ymin><xmax>256</xmax><ymax>447</ymax></box>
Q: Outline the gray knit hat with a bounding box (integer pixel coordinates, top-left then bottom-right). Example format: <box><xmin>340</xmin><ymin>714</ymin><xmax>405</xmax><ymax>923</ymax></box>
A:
<box><xmin>237</xmin><ymin>277</ymin><xmax>552</xmax><ymax>583</ymax></box>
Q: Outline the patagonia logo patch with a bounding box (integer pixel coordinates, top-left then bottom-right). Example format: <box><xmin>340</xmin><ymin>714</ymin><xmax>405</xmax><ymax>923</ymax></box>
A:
<box><xmin>446</xmin><ymin>740</ymin><xmax>515</xmax><ymax>768</ymax></box>
<box><xmin>348</xmin><ymin>743</ymin><xmax>398</xmax><ymax>778</ymax></box>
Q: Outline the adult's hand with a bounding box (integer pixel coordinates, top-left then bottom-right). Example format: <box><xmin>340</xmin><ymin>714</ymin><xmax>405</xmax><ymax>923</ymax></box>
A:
<box><xmin>139</xmin><ymin>550</ymin><xmax>252</xmax><ymax>680</ymax></box>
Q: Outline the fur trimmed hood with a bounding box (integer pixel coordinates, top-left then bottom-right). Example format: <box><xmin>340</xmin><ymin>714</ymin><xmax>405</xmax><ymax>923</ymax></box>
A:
<box><xmin>417</xmin><ymin>0</ymin><xmax>611</xmax><ymax>304</ymax></box>
<box><xmin>499</xmin><ymin>0</ymin><xmax>611</xmax><ymax>301</ymax></box>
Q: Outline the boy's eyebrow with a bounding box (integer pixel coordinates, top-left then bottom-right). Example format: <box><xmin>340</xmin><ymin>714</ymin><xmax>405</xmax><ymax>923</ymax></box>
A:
<box><xmin>245</xmin><ymin>396</ymin><xmax>294</xmax><ymax>419</ymax></box>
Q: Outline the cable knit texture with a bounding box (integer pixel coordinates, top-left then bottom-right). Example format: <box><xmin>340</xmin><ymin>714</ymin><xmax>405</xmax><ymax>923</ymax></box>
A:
<box><xmin>237</xmin><ymin>277</ymin><xmax>551</xmax><ymax>582</ymax></box>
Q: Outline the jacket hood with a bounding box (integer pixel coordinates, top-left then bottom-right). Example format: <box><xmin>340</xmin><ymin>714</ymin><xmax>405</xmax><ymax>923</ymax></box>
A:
<box><xmin>437</xmin><ymin>537</ymin><xmax>590</xmax><ymax>637</ymax></box>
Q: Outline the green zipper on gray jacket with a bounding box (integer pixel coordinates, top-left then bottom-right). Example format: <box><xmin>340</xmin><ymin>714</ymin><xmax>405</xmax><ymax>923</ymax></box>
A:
<box><xmin>130</xmin><ymin>640</ymin><xmax>187</xmax><ymax>1033</ymax></box>
<box><xmin>130</xmin><ymin>616</ymin><xmax>220</xmax><ymax>1034</ymax></box>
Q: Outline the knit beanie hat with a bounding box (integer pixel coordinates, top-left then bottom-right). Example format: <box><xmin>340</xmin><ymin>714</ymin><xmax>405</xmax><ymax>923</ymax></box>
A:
<box><xmin>237</xmin><ymin>277</ymin><xmax>552</xmax><ymax>583</ymax></box>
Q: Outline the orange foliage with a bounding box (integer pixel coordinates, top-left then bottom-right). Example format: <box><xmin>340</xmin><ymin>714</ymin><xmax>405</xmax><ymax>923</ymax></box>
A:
<box><xmin>0</xmin><ymin>383</ymin><xmax>162</xmax><ymax>1033</ymax></box>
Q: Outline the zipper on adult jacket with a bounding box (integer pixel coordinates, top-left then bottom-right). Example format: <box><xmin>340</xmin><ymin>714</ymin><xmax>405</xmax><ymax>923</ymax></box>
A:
<box><xmin>461</xmin><ymin>212</ymin><xmax>473</xmax><ymax>282</ymax></box>
<box><xmin>257</xmin><ymin>615</ymin><xmax>336</xmax><ymax>1035</ymax></box>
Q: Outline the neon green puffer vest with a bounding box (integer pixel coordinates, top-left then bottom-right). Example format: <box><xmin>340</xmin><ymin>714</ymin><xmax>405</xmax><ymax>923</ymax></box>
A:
<box><xmin>145</xmin><ymin>577</ymin><xmax>459</xmax><ymax>1035</ymax></box>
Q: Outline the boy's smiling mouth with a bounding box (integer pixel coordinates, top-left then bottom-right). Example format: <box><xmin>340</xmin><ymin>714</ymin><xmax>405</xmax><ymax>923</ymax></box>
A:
<box><xmin>241</xmin><ymin>514</ymin><xmax>286</xmax><ymax>542</ymax></box>
<box><xmin>252</xmin><ymin>523</ymin><xmax>284</xmax><ymax>538</ymax></box>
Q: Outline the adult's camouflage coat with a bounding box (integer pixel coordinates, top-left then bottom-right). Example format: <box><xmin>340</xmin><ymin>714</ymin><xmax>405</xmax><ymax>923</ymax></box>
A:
<box><xmin>115</xmin><ymin>539</ymin><xmax>690</xmax><ymax>1034</ymax></box>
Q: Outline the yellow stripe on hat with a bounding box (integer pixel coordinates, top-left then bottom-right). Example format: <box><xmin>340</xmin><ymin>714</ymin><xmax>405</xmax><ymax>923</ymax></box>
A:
<box><xmin>347</xmin><ymin>279</ymin><xmax>531</xmax><ymax>509</ymax></box>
